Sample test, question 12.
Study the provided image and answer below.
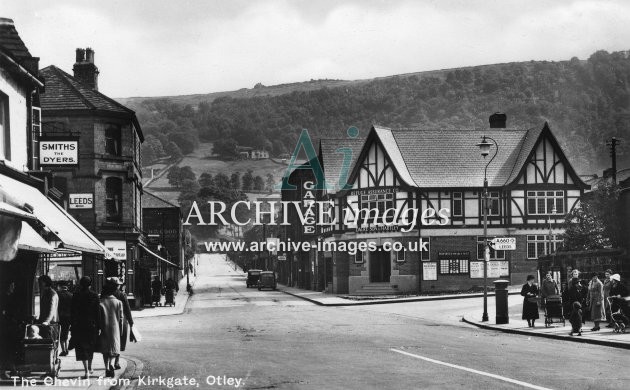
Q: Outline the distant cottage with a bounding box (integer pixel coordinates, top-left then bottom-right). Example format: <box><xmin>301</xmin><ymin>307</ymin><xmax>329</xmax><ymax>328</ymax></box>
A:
<box><xmin>236</xmin><ymin>145</ymin><xmax>269</xmax><ymax>160</ymax></box>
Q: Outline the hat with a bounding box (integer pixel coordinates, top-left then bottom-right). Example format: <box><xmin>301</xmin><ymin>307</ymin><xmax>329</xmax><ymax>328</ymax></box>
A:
<box><xmin>611</xmin><ymin>274</ymin><xmax>621</xmax><ymax>282</ymax></box>
<box><xmin>106</xmin><ymin>277</ymin><xmax>123</xmax><ymax>285</ymax></box>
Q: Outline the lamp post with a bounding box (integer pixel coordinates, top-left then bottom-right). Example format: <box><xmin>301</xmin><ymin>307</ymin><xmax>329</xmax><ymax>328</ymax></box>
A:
<box><xmin>476</xmin><ymin>135</ymin><xmax>498</xmax><ymax>322</ymax></box>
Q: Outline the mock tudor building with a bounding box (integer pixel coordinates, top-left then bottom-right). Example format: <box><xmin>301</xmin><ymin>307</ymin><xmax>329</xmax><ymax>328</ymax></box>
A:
<box><xmin>38</xmin><ymin>49</ymin><xmax>147</xmax><ymax>303</ymax></box>
<box><xmin>283</xmin><ymin>115</ymin><xmax>589</xmax><ymax>295</ymax></box>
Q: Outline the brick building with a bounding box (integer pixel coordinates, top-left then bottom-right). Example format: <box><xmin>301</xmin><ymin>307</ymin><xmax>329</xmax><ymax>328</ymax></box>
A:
<box><xmin>38</xmin><ymin>49</ymin><xmax>147</xmax><ymax>303</ymax></box>
<box><xmin>282</xmin><ymin>114</ymin><xmax>589</xmax><ymax>294</ymax></box>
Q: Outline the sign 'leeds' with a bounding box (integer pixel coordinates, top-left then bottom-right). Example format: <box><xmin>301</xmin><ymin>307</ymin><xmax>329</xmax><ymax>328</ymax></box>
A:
<box><xmin>39</xmin><ymin>138</ymin><xmax>79</xmax><ymax>166</ymax></box>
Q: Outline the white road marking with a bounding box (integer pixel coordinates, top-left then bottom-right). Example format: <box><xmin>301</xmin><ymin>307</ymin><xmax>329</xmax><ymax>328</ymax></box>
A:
<box><xmin>390</xmin><ymin>348</ymin><xmax>554</xmax><ymax>390</ymax></box>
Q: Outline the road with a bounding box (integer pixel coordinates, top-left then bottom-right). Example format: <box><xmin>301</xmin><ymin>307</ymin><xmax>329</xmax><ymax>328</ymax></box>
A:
<box><xmin>125</xmin><ymin>254</ymin><xmax>628</xmax><ymax>389</ymax></box>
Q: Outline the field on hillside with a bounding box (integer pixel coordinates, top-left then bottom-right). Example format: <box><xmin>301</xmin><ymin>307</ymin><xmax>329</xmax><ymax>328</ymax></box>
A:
<box><xmin>145</xmin><ymin>142</ymin><xmax>296</xmax><ymax>194</ymax></box>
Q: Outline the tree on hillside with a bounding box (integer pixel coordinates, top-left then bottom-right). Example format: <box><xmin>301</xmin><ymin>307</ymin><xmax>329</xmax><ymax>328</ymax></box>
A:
<box><xmin>242</xmin><ymin>170</ymin><xmax>254</xmax><ymax>191</ymax></box>
<box><xmin>265</xmin><ymin>173</ymin><xmax>275</xmax><ymax>192</ymax></box>
<box><xmin>179</xmin><ymin>166</ymin><xmax>197</xmax><ymax>183</ymax></box>
<box><xmin>141</xmin><ymin>142</ymin><xmax>157</xmax><ymax>165</ymax></box>
<box><xmin>253</xmin><ymin>175</ymin><xmax>265</xmax><ymax>191</ymax></box>
<box><xmin>167</xmin><ymin>166</ymin><xmax>182</xmax><ymax>187</ymax></box>
<box><xmin>562</xmin><ymin>181</ymin><xmax>622</xmax><ymax>250</ymax></box>
<box><xmin>181</xmin><ymin>179</ymin><xmax>200</xmax><ymax>195</ymax></box>
<box><xmin>168</xmin><ymin>132</ymin><xmax>196</xmax><ymax>155</ymax></box>
<box><xmin>230</xmin><ymin>172</ymin><xmax>241</xmax><ymax>191</ymax></box>
<box><xmin>213</xmin><ymin>138</ymin><xmax>238</xmax><ymax>159</ymax></box>
<box><xmin>165</xmin><ymin>142</ymin><xmax>183</xmax><ymax>161</ymax></box>
<box><xmin>199</xmin><ymin>172</ymin><xmax>214</xmax><ymax>188</ymax></box>
<box><xmin>214</xmin><ymin>173</ymin><xmax>230</xmax><ymax>189</ymax></box>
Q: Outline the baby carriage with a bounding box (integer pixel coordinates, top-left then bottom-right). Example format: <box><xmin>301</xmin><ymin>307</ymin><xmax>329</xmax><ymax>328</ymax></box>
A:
<box><xmin>543</xmin><ymin>295</ymin><xmax>565</xmax><ymax>327</ymax></box>
<box><xmin>164</xmin><ymin>288</ymin><xmax>176</xmax><ymax>307</ymax></box>
<box><xmin>608</xmin><ymin>296</ymin><xmax>629</xmax><ymax>333</ymax></box>
<box><xmin>16</xmin><ymin>323</ymin><xmax>61</xmax><ymax>378</ymax></box>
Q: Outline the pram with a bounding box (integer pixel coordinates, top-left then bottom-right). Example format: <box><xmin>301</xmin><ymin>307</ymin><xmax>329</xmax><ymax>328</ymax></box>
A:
<box><xmin>607</xmin><ymin>296</ymin><xmax>629</xmax><ymax>333</ymax></box>
<box><xmin>164</xmin><ymin>288</ymin><xmax>176</xmax><ymax>307</ymax></box>
<box><xmin>543</xmin><ymin>295</ymin><xmax>565</xmax><ymax>327</ymax></box>
<box><xmin>16</xmin><ymin>323</ymin><xmax>61</xmax><ymax>378</ymax></box>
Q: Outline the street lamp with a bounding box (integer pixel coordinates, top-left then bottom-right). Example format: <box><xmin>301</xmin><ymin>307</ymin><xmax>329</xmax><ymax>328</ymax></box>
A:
<box><xmin>476</xmin><ymin>135</ymin><xmax>498</xmax><ymax>322</ymax></box>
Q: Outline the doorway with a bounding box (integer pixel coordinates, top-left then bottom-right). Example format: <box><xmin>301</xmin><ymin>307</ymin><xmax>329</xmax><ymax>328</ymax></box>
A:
<box><xmin>370</xmin><ymin>248</ymin><xmax>391</xmax><ymax>283</ymax></box>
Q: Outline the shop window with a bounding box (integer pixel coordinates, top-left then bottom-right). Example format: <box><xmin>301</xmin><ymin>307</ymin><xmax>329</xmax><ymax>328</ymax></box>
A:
<box><xmin>477</xmin><ymin>236</ymin><xmax>505</xmax><ymax>260</ymax></box>
<box><xmin>527</xmin><ymin>191</ymin><xmax>564</xmax><ymax>215</ymax></box>
<box><xmin>0</xmin><ymin>91</ymin><xmax>10</xmax><ymax>160</ymax></box>
<box><xmin>105</xmin><ymin>177</ymin><xmax>123</xmax><ymax>222</ymax></box>
<box><xmin>439</xmin><ymin>259</ymin><xmax>469</xmax><ymax>275</ymax></box>
<box><xmin>396</xmin><ymin>248</ymin><xmax>405</xmax><ymax>263</ymax></box>
<box><xmin>105</xmin><ymin>124</ymin><xmax>122</xmax><ymax>156</ymax></box>
<box><xmin>452</xmin><ymin>192</ymin><xmax>463</xmax><ymax>217</ymax></box>
<box><xmin>527</xmin><ymin>235</ymin><xmax>561</xmax><ymax>259</ymax></box>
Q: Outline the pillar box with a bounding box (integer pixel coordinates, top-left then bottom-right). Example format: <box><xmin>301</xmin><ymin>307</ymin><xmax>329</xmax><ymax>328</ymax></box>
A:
<box><xmin>493</xmin><ymin>279</ymin><xmax>510</xmax><ymax>324</ymax></box>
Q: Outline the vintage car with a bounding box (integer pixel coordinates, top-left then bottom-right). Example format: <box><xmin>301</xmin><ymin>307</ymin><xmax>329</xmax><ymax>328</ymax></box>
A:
<box><xmin>258</xmin><ymin>271</ymin><xmax>277</xmax><ymax>291</ymax></box>
<box><xmin>246</xmin><ymin>269</ymin><xmax>262</xmax><ymax>288</ymax></box>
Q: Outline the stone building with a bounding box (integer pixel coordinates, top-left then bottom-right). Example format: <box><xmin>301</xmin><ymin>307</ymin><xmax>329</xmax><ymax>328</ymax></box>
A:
<box><xmin>38</xmin><ymin>48</ymin><xmax>147</xmax><ymax>303</ymax></box>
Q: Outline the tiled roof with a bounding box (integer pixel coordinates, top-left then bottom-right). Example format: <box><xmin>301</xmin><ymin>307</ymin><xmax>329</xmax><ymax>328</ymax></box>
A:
<box><xmin>143</xmin><ymin>191</ymin><xmax>179</xmax><ymax>209</ymax></box>
<box><xmin>0</xmin><ymin>18</ymin><xmax>39</xmax><ymax>77</ymax></box>
<box><xmin>369</xmin><ymin>125</ymin><xmax>546</xmax><ymax>188</ymax></box>
<box><xmin>39</xmin><ymin>65</ymin><xmax>132</xmax><ymax>114</ymax></box>
<box><xmin>319</xmin><ymin>137</ymin><xmax>365</xmax><ymax>192</ymax></box>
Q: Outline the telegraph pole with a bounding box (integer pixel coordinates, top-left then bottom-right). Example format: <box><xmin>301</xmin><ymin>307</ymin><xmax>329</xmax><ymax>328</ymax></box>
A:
<box><xmin>607</xmin><ymin>137</ymin><xmax>619</xmax><ymax>183</ymax></box>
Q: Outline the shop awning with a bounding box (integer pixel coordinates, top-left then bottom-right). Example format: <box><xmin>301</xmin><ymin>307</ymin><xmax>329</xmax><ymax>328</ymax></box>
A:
<box><xmin>0</xmin><ymin>201</ymin><xmax>37</xmax><ymax>221</ymax></box>
<box><xmin>139</xmin><ymin>243</ymin><xmax>180</xmax><ymax>268</ymax></box>
<box><xmin>0</xmin><ymin>174</ymin><xmax>107</xmax><ymax>255</ymax></box>
<box><xmin>18</xmin><ymin>222</ymin><xmax>55</xmax><ymax>253</ymax></box>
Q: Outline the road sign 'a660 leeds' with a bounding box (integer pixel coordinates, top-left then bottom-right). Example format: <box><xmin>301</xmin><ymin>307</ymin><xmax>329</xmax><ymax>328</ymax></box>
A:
<box><xmin>491</xmin><ymin>237</ymin><xmax>516</xmax><ymax>250</ymax></box>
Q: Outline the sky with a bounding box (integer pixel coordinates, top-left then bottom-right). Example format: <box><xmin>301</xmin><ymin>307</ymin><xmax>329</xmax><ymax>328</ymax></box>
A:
<box><xmin>4</xmin><ymin>0</ymin><xmax>630</xmax><ymax>98</ymax></box>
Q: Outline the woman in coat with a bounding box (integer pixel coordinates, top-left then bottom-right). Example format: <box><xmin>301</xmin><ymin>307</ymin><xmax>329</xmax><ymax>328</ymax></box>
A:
<box><xmin>71</xmin><ymin>277</ymin><xmax>100</xmax><ymax>379</ymax></box>
<box><xmin>521</xmin><ymin>275</ymin><xmax>539</xmax><ymax>327</ymax></box>
<box><xmin>99</xmin><ymin>281</ymin><xmax>123</xmax><ymax>378</ymax></box>
<box><xmin>587</xmin><ymin>274</ymin><xmax>605</xmax><ymax>331</ymax></box>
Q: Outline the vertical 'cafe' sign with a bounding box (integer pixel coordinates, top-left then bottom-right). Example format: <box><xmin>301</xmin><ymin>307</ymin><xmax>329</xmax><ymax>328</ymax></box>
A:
<box><xmin>302</xmin><ymin>181</ymin><xmax>316</xmax><ymax>236</ymax></box>
<box><xmin>39</xmin><ymin>137</ymin><xmax>79</xmax><ymax>166</ymax></box>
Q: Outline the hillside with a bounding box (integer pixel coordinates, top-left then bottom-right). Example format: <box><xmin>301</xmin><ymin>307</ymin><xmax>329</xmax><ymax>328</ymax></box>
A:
<box><xmin>119</xmin><ymin>50</ymin><xmax>630</xmax><ymax>175</ymax></box>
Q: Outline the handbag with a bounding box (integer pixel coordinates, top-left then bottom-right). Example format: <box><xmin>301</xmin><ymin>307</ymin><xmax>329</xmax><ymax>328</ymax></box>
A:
<box><xmin>527</xmin><ymin>296</ymin><xmax>538</xmax><ymax>304</ymax></box>
<box><xmin>130</xmin><ymin>325</ymin><xmax>142</xmax><ymax>343</ymax></box>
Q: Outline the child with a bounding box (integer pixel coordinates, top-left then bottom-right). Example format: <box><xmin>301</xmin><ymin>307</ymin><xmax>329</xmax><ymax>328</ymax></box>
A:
<box><xmin>27</xmin><ymin>325</ymin><xmax>42</xmax><ymax>339</ymax></box>
<box><xmin>569</xmin><ymin>301</ymin><xmax>582</xmax><ymax>336</ymax></box>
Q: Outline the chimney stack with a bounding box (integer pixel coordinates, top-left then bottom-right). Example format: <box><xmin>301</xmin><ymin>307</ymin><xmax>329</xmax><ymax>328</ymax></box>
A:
<box><xmin>489</xmin><ymin>112</ymin><xmax>507</xmax><ymax>128</ymax></box>
<box><xmin>73</xmin><ymin>47</ymin><xmax>99</xmax><ymax>90</ymax></box>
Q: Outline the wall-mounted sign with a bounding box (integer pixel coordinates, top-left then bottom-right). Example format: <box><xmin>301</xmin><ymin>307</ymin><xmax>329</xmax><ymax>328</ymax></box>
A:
<box><xmin>39</xmin><ymin>137</ymin><xmax>79</xmax><ymax>166</ymax></box>
<box><xmin>69</xmin><ymin>193</ymin><xmax>93</xmax><ymax>209</ymax></box>
<box><xmin>422</xmin><ymin>262</ymin><xmax>437</xmax><ymax>281</ymax></box>
<box><xmin>470</xmin><ymin>260</ymin><xmax>510</xmax><ymax>279</ymax></box>
<box><xmin>104</xmin><ymin>240</ymin><xmax>127</xmax><ymax>261</ymax></box>
<box><xmin>491</xmin><ymin>237</ymin><xmax>516</xmax><ymax>251</ymax></box>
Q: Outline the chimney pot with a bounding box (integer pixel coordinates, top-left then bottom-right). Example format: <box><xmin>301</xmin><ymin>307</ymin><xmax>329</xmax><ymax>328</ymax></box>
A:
<box><xmin>85</xmin><ymin>48</ymin><xmax>94</xmax><ymax>63</ymax></box>
<box><xmin>489</xmin><ymin>112</ymin><xmax>507</xmax><ymax>128</ymax></box>
<box><xmin>75</xmin><ymin>48</ymin><xmax>85</xmax><ymax>63</ymax></box>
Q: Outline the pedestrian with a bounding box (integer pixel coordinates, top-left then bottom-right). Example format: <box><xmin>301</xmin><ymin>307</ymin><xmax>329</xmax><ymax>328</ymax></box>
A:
<box><xmin>540</xmin><ymin>272</ymin><xmax>559</xmax><ymax>299</ymax></box>
<box><xmin>106</xmin><ymin>277</ymin><xmax>133</xmax><ymax>371</ymax></box>
<box><xmin>566</xmin><ymin>270</ymin><xmax>586</xmax><ymax>323</ymax></box>
<box><xmin>38</xmin><ymin>275</ymin><xmax>58</xmax><ymax>327</ymax></box>
<box><xmin>71</xmin><ymin>276</ymin><xmax>100</xmax><ymax>379</ymax></box>
<box><xmin>586</xmin><ymin>274</ymin><xmax>605</xmax><ymax>331</ymax></box>
<box><xmin>603</xmin><ymin>269</ymin><xmax>614</xmax><ymax>327</ymax></box>
<box><xmin>151</xmin><ymin>276</ymin><xmax>162</xmax><ymax>306</ymax></box>
<box><xmin>99</xmin><ymin>279</ymin><xmax>123</xmax><ymax>378</ymax></box>
<box><xmin>521</xmin><ymin>275</ymin><xmax>539</xmax><ymax>327</ymax></box>
<box><xmin>56</xmin><ymin>282</ymin><xmax>73</xmax><ymax>356</ymax></box>
<box><xmin>569</xmin><ymin>301</ymin><xmax>582</xmax><ymax>336</ymax></box>
<box><xmin>164</xmin><ymin>277</ymin><xmax>178</xmax><ymax>306</ymax></box>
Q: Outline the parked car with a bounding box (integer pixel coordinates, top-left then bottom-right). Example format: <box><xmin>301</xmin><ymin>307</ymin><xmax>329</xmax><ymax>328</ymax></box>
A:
<box><xmin>246</xmin><ymin>269</ymin><xmax>262</xmax><ymax>288</ymax></box>
<box><xmin>258</xmin><ymin>271</ymin><xmax>277</xmax><ymax>291</ymax></box>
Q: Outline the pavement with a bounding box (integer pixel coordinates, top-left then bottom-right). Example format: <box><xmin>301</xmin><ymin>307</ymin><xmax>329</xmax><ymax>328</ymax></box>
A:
<box><xmin>0</xmin><ymin>273</ymin><xmax>197</xmax><ymax>389</ymax></box>
<box><xmin>279</xmin><ymin>285</ymin><xmax>630</xmax><ymax>350</ymax></box>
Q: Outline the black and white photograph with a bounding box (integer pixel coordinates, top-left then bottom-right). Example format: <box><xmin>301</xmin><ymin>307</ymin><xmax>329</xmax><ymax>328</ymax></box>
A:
<box><xmin>0</xmin><ymin>1</ymin><xmax>629</xmax><ymax>389</ymax></box>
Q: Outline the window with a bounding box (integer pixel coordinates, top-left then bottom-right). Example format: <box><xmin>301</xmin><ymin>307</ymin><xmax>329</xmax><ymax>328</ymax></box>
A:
<box><xmin>477</xmin><ymin>237</ymin><xmax>505</xmax><ymax>260</ymax></box>
<box><xmin>0</xmin><ymin>91</ymin><xmax>10</xmax><ymax>160</ymax></box>
<box><xmin>439</xmin><ymin>259</ymin><xmax>469</xmax><ymax>274</ymax></box>
<box><xmin>105</xmin><ymin>124</ymin><xmax>122</xmax><ymax>156</ymax></box>
<box><xmin>105</xmin><ymin>177</ymin><xmax>123</xmax><ymax>222</ymax></box>
<box><xmin>488</xmin><ymin>192</ymin><xmax>500</xmax><ymax>215</ymax></box>
<box><xmin>527</xmin><ymin>191</ymin><xmax>564</xmax><ymax>215</ymax></box>
<box><xmin>396</xmin><ymin>248</ymin><xmax>405</xmax><ymax>263</ymax></box>
<box><xmin>452</xmin><ymin>192</ymin><xmax>463</xmax><ymax>217</ymax></box>
<box><xmin>354</xmin><ymin>251</ymin><xmax>364</xmax><ymax>264</ymax></box>
<box><xmin>527</xmin><ymin>235</ymin><xmax>562</xmax><ymax>259</ymax></box>
<box><xmin>359</xmin><ymin>193</ymin><xmax>394</xmax><ymax>224</ymax></box>
<box><xmin>420</xmin><ymin>237</ymin><xmax>430</xmax><ymax>261</ymax></box>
